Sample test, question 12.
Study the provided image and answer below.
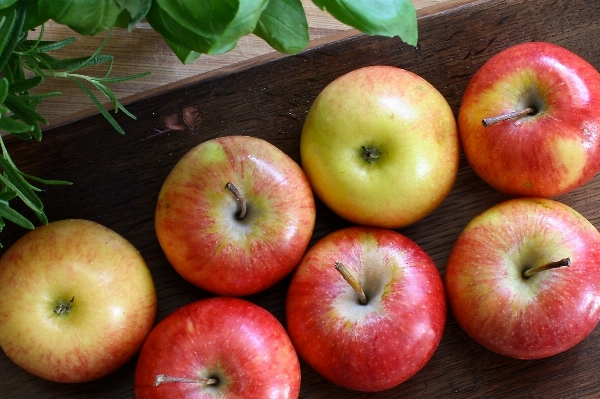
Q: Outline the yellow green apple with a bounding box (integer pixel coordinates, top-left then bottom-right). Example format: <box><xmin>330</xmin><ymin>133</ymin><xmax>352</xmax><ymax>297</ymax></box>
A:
<box><xmin>300</xmin><ymin>65</ymin><xmax>459</xmax><ymax>228</ymax></box>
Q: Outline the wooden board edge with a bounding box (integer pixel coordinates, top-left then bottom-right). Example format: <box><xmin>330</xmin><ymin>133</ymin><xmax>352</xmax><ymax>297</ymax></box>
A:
<box><xmin>41</xmin><ymin>0</ymin><xmax>489</xmax><ymax>132</ymax></box>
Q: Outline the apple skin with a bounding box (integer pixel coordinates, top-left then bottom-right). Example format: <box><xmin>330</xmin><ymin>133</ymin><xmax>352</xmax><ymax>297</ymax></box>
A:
<box><xmin>155</xmin><ymin>135</ymin><xmax>316</xmax><ymax>296</ymax></box>
<box><xmin>0</xmin><ymin>219</ymin><xmax>157</xmax><ymax>383</ymax></box>
<box><xmin>458</xmin><ymin>41</ymin><xmax>600</xmax><ymax>197</ymax></box>
<box><xmin>285</xmin><ymin>227</ymin><xmax>446</xmax><ymax>392</ymax></box>
<box><xmin>445</xmin><ymin>198</ymin><xmax>600</xmax><ymax>359</ymax></box>
<box><xmin>300</xmin><ymin>65</ymin><xmax>459</xmax><ymax>229</ymax></box>
<box><xmin>134</xmin><ymin>297</ymin><xmax>301</xmax><ymax>399</ymax></box>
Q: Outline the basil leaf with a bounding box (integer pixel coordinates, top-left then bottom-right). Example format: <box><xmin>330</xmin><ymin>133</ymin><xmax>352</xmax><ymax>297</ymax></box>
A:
<box><xmin>23</xmin><ymin>0</ymin><xmax>49</xmax><ymax>31</ymax></box>
<box><xmin>312</xmin><ymin>0</ymin><xmax>418</xmax><ymax>46</ymax></box>
<box><xmin>156</xmin><ymin>0</ymin><xmax>269</xmax><ymax>54</ymax></box>
<box><xmin>115</xmin><ymin>0</ymin><xmax>152</xmax><ymax>30</ymax></box>
<box><xmin>162</xmin><ymin>36</ymin><xmax>201</xmax><ymax>64</ymax></box>
<box><xmin>146</xmin><ymin>2</ymin><xmax>235</xmax><ymax>55</ymax></box>
<box><xmin>38</xmin><ymin>0</ymin><xmax>125</xmax><ymax>36</ymax></box>
<box><xmin>254</xmin><ymin>0</ymin><xmax>308</xmax><ymax>54</ymax></box>
<box><xmin>0</xmin><ymin>0</ymin><xmax>17</xmax><ymax>11</ymax></box>
<box><xmin>156</xmin><ymin>0</ymin><xmax>236</xmax><ymax>38</ymax></box>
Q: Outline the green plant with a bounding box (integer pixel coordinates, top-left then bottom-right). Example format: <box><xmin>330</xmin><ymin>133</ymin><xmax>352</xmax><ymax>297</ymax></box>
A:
<box><xmin>36</xmin><ymin>0</ymin><xmax>418</xmax><ymax>63</ymax></box>
<box><xmin>0</xmin><ymin>0</ymin><xmax>149</xmax><ymax>243</ymax></box>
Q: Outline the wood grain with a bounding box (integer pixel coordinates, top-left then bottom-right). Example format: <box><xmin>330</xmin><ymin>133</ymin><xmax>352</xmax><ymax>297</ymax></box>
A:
<box><xmin>3</xmin><ymin>0</ymin><xmax>600</xmax><ymax>398</ymax></box>
<box><xmin>29</xmin><ymin>0</ymin><xmax>448</xmax><ymax>125</ymax></box>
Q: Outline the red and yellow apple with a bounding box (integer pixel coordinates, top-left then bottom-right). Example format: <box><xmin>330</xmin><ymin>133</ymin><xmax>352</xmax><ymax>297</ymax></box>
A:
<box><xmin>300</xmin><ymin>65</ymin><xmax>459</xmax><ymax>229</ymax></box>
<box><xmin>286</xmin><ymin>227</ymin><xmax>446</xmax><ymax>392</ymax></box>
<box><xmin>155</xmin><ymin>135</ymin><xmax>316</xmax><ymax>296</ymax></box>
<box><xmin>0</xmin><ymin>219</ymin><xmax>157</xmax><ymax>383</ymax></box>
<box><xmin>445</xmin><ymin>198</ymin><xmax>600</xmax><ymax>359</ymax></box>
<box><xmin>458</xmin><ymin>41</ymin><xmax>600</xmax><ymax>197</ymax></box>
<box><xmin>135</xmin><ymin>297</ymin><xmax>301</xmax><ymax>399</ymax></box>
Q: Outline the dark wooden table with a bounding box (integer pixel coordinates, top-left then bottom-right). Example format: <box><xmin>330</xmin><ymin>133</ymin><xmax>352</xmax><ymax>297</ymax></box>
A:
<box><xmin>2</xmin><ymin>0</ymin><xmax>600</xmax><ymax>397</ymax></box>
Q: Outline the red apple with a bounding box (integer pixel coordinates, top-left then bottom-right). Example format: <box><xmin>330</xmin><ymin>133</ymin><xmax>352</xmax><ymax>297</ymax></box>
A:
<box><xmin>155</xmin><ymin>135</ymin><xmax>316</xmax><ymax>296</ymax></box>
<box><xmin>285</xmin><ymin>227</ymin><xmax>446</xmax><ymax>392</ymax></box>
<box><xmin>445</xmin><ymin>198</ymin><xmax>600</xmax><ymax>359</ymax></box>
<box><xmin>300</xmin><ymin>65</ymin><xmax>459</xmax><ymax>229</ymax></box>
<box><xmin>0</xmin><ymin>219</ymin><xmax>157</xmax><ymax>383</ymax></box>
<box><xmin>458</xmin><ymin>41</ymin><xmax>600</xmax><ymax>197</ymax></box>
<box><xmin>134</xmin><ymin>297</ymin><xmax>301</xmax><ymax>398</ymax></box>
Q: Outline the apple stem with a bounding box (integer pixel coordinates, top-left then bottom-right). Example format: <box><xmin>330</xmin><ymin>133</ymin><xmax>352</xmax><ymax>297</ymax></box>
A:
<box><xmin>53</xmin><ymin>296</ymin><xmax>74</xmax><ymax>314</ymax></box>
<box><xmin>523</xmin><ymin>257</ymin><xmax>571</xmax><ymax>278</ymax></box>
<box><xmin>154</xmin><ymin>374</ymin><xmax>218</xmax><ymax>387</ymax></box>
<box><xmin>482</xmin><ymin>107</ymin><xmax>536</xmax><ymax>127</ymax></box>
<box><xmin>334</xmin><ymin>261</ymin><xmax>368</xmax><ymax>305</ymax></box>
<box><xmin>225</xmin><ymin>182</ymin><xmax>247</xmax><ymax>219</ymax></box>
<box><xmin>361</xmin><ymin>146</ymin><xmax>381</xmax><ymax>162</ymax></box>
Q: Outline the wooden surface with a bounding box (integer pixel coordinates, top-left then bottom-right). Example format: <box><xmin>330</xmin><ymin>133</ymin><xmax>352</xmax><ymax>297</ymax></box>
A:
<box><xmin>31</xmin><ymin>0</ymin><xmax>448</xmax><ymax>126</ymax></box>
<box><xmin>3</xmin><ymin>0</ymin><xmax>600</xmax><ymax>397</ymax></box>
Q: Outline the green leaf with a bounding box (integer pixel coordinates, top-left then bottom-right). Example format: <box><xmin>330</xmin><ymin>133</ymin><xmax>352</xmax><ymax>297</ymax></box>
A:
<box><xmin>0</xmin><ymin>190</ymin><xmax>16</xmax><ymax>201</ymax></box>
<box><xmin>0</xmin><ymin>77</ymin><xmax>8</xmax><ymax>103</ymax></box>
<box><xmin>254</xmin><ymin>0</ymin><xmax>309</xmax><ymax>54</ymax></box>
<box><xmin>0</xmin><ymin>0</ymin><xmax>17</xmax><ymax>12</ymax></box>
<box><xmin>6</xmin><ymin>131</ymin><xmax>31</xmax><ymax>140</ymax></box>
<box><xmin>0</xmin><ymin>13</ymin><xmax>15</xmax><ymax>61</ymax></box>
<box><xmin>68</xmin><ymin>77</ymin><xmax>126</xmax><ymax>134</ymax></box>
<box><xmin>0</xmin><ymin>116</ymin><xmax>34</xmax><ymax>133</ymax></box>
<box><xmin>85</xmin><ymin>71</ymin><xmax>151</xmax><ymax>84</ymax></box>
<box><xmin>42</xmin><ymin>54</ymin><xmax>114</xmax><ymax>71</ymax></box>
<box><xmin>20</xmin><ymin>37</ymin><xmax>77</xmax><ymax>54</ymax></box>
<box><xmin>38</xmin><ymin>0</ymin><xmax>126</xmax><ymax>36</ymax></box>
<box><xmin>0</xmin><ymin>199</ymin><xmax>34</xmax><ymax>229</ymax></box>
<box><xmin>23</xmin><ymin>0</ymin><xmax>50</xmax><ymax>31</ymax></box>
<box><xmin>0</xmin><ymin>156</ymin><xmax>43</xmax><ymax>213</ymax></box>
<box><xmin>312</xmin><ymin>0</ymin><xmax>418</xmax><ymax>46</ymax></box>
<box><xmin>8</xmin><ymin>76</ymin><xmax>43</xmax><ymax>93</ymax></box>
<box><xmin>0</xmin><ymin>3</ymin><xmax>22</xmax><ymax>72</ymax></box>
<box><xmin>30</xmin><ymin>122</ymin><xmax>42</xmax><ymax>141</ymax></box>
<box><xmin>156</xmin><ymin>0</ymin><xmax>238</xmax><ymax>38</ymax></box>
<box><xmin>35</xmin><ymin>208</ymin><xmax>48</xmax><ymax>225</ymax></box>
<box><xmin>159</xmin><ymin>36</ymin><xmax>201</xmax><ymax>64</ymax></box>
<box><xmin>115</xmin><ymin>0</ymin><xmax>152</xmax><ymax>30</ymax></box>
<box><xmin>155</xmin><ymin>0</ymin><xmax>269</xmax><ymax>54</ymax></box>
<box><xmin>21</xmin><ymin>173</ymin><xmax>72</xmax><ymax>186</ymax></box>
<box><xmin>5</xmin><ymin>97</ymin><xmax>48</xmax><ymax>124</ymax></box>
<box><xmin>146</xmin><ymin>3</ymin><xmax>220</xmax><ymax>55</ymax></box>
<box><xmin>4</xmin><ymin>92</ymin><xmax>61</xmax><ymax>101</ymax></box>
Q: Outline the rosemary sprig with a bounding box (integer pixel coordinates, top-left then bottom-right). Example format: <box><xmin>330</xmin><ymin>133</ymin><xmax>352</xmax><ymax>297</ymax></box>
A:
<box><xmin>0</xmin><ymin>3</ymin><xmax>150</xmax><ymax>245</ymax></box>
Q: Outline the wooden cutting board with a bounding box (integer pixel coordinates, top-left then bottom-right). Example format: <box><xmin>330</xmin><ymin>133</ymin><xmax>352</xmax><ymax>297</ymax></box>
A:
<box><xmin>2</xmin><ymin>0</ymin><xmax>600</xmax><ymax>397</ymax></box>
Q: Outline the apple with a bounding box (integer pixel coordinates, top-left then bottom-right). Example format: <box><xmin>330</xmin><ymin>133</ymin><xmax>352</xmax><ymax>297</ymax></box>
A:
<box><xmin>0</xmin><ymin>219</ymin><xmax>157</xmax><ymax>383</ymax></box>
<box><xmin>300</xmin><ymin>65</ymin><xmax>459</xmax><ymax>229</ymax></box>
<box><xmin>134</xmin><ymin>296</ymin><xmax>301</xmax><ymax>398</ymax></box>
<box><xmin>458</xmin><ymin>41</ymin><xmax>600</xmax><ymax>197</ymax></box>
<box><xmin>285</xmin><ymin>226</ymin><xmax>446</xmax><ymax>392</ymax></box>
<box><xmin>155</xmin><ymin>135</ymin><xmax>316</xmax><ymax>296</ymax></box>
<box><xmin>445</xmin><ymin>198</ymin><xmax>600</xmax><ymax>359</ymax></box>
